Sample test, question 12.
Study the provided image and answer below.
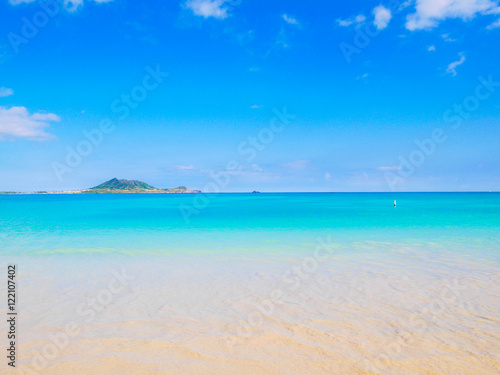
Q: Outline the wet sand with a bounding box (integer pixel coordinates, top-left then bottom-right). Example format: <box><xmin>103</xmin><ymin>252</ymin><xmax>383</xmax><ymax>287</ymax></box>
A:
<box><xmin>3</xmin><ymin>244</ymin><xmax>500</xmax><ymax>375</ymax></box>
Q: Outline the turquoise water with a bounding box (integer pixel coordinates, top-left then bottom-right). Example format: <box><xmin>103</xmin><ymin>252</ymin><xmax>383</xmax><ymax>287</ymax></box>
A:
<box><xmin>0</xmin><ymin>193</ymin><xmax>499</xmax><ymax>258</ymax></box>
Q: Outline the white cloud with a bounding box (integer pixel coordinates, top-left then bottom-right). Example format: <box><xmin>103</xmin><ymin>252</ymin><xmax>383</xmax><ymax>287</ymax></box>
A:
<box><xmin>0</xmin><ymin>106</ymin><xmax>60</xmax><ymax>141</ymax></box>
<box><xmin>373</xmin><ymin>5</ymin><xmax>392</xmax><ymax>30</ymax></box>
<box><xmin>250</xmin><ymin>105</ymin><xmax>262</xmax><ymax>109</ymax></box>
<box><xmin>337</xmin><ymin>14</ymin><xmax>366</xmax><ymax>27</ymax></box>
<box><xmin>378</xmin><ymin>166</ymin><xmax>402</xmax><ymax>171</ymax></box>
<box><xmin>441</xmin><ymin>33</ymin><xmax>457</xmax><ymax>41</ymax></box>
<box><xmin>399</xmin><ymin>0</ymin><xmax>413</xmax><ymax>10</ymax></box>
<box><xmin>282</xmin><ymin>14</ymin><xmax>299</xmax><ymax>25</ymax></box>
<box><xmin>185</xmin><ymin>0</ymin><xmax>230</xmax><ymax>19</ymax></box>
<box><xmin>487</xmin><ymin>17</ymin><xmax>500</xmax><ymax>27</ymax></box>
<box><xmin>175</xmin><ymin>165</ymin><xmax>194</xmax><ymax>170</ymax></box>
<box><xmin>0</xmin><ymin>87</ymin><xmax>14</xmax><ymax>97</ymax></box>
<box><xmin>428</xmin><ymin>45</ymin><xmax>436</xmax><ymax>51</ymax></box>
<box><xmin>337</xmin><ymin>19</ymin><xmax>353</xmax><ymax>27</ymax></box>
<box><xmin>406</xmin><ymin>0</ymin><xmax>500</xmax><ymax>30</ymax></box>
<box><xmin>446</xmin><ymin>52</ymin><xmax>466</xmax><ymax>76</ymax></box>
<box><xmin>324</xmin><ymin>172</ymin><xmax>331</xmax><ymax>181</ymax></box>
<box><xmin>281</xmin><ymin>160</ymin><xmax>310</xmax><ymax>170</ymax></box>
<box><xmin>252</xmin><ymin>164</ymin><xmax>263</xmax><ymax>172</ymax></box>
<box><xmin>355</xmin><ymin>14</ymin><xmax>366</xmax><ymax>22</ymax></box>
<box><xmin>357</xmin><ymin>73</ymin><xmax>369</xmax><ymax>79</ymax></box>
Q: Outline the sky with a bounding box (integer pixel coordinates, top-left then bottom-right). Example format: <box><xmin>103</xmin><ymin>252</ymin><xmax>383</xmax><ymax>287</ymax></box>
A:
<box><xmin>0</xmin><ymin>0</ymin><xmax>499</xmax><ymax>192</ymax></box>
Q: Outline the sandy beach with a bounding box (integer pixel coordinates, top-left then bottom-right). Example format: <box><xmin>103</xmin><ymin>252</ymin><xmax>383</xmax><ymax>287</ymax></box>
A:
<box><xmin>5</xmin><ymin>243</ymin><xmax>500</xmax><ymax>375</ymax></box>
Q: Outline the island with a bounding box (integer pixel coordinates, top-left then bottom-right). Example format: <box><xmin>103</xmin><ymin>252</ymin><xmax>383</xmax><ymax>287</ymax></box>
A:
<box><xmin>0</xmin><ymin>178</ymin><xmax>201</xmax><ymax>194</ymax></box>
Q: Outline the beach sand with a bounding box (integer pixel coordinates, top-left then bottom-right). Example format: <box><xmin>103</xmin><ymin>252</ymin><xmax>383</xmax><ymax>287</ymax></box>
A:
<box><xmin>3</xmin><ymin>244</ymin><xmax>500</xmax><ymax>375</ymax></box>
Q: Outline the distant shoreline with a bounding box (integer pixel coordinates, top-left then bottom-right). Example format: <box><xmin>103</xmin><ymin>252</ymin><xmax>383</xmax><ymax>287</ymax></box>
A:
<box><xmin>1</xmin><ymin>191</ymin><xmax>497</xmax><ymax>195</ymax></box>
<box><xmin>0</xmin><ymin>190</ymin><xmax>201</xmax><ymax>195</ymax></box>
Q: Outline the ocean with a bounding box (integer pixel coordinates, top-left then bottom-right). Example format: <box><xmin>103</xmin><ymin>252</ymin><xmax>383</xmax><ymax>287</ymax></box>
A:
<box><xmin>1</xmin><ymin>192</ymin><xmax>499</xmax><ymax>258</ymax></box>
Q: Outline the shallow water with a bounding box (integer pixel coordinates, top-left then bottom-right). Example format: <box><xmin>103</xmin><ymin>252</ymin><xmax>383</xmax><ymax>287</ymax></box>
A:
<box><xmin>1</xmin><ymin>193</ymin><xmax>499</xmax><ymax>257</ymax></box>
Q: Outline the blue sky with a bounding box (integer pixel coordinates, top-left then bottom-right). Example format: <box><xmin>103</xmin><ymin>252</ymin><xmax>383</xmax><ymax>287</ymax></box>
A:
<box><xmin>0</xmin><ymin>0</ymin><xmax>499</xmax><ymax>192</ymax></box>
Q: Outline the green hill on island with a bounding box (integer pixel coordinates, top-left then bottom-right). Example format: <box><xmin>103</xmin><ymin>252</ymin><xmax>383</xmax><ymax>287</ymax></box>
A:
<box><xmin>90</xmin><ymin>178</ymin><xmax>157</xmax><ymax>191</ymax></box>
<box><xmin>84</xmin><ymin>178</ymin><xmax>199</xmax><ymax>194</ymax></box>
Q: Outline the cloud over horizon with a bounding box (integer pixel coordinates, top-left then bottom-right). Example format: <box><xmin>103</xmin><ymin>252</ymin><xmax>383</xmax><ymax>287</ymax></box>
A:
<box><xmin>0</xmin><ymin>106</ymin><xmax>60</xmax><ymax>141</ymax></box>
<box><xmin>281</xmin><ymin>160</ymin><xmax>310</xmax><ymax>170</ymax></box>
<box><xmin>378</xmin><ymin>166</ymin><xmax>402</xmax><ymax>171</ymax></box>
